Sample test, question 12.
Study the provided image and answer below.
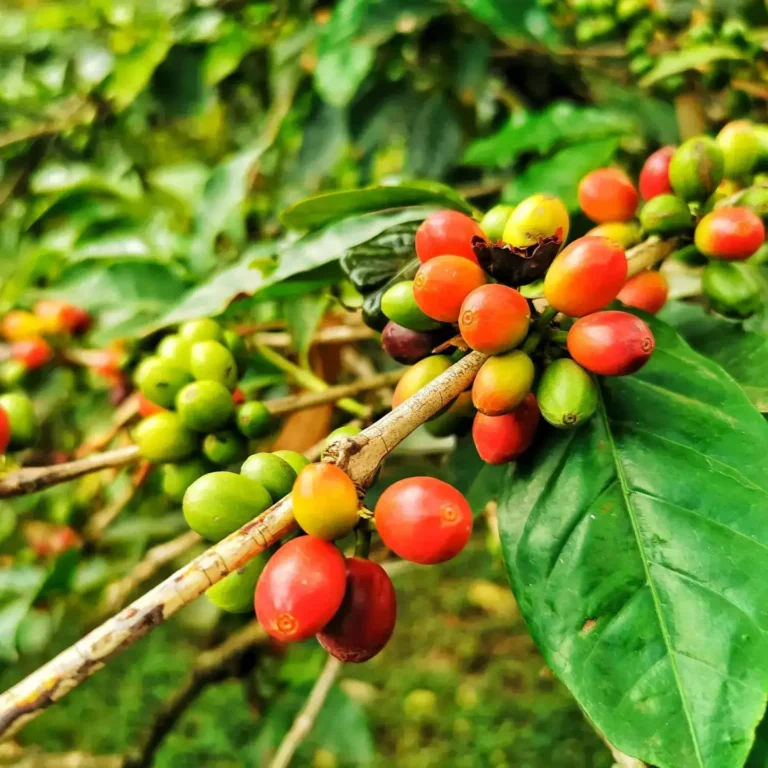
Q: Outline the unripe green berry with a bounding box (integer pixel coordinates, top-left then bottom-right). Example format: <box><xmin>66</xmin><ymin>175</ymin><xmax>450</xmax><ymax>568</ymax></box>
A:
<box><xmin>669</xmin><ymin>137</ymin><xmax>725</xmax><ymax>202</ymax></box>
<box><xmin>702</xmin><ymin>261</ymin><xmax>762</xmax><ymax>319</ymax></box>
<box><xmin>176</xmin><ymin>380</ymin><xmax>234</xmax><ymax>432</ymax></box>
<box><xmin>272</xmin><ymin>450</ymin><xmax>311</xmax><ymax>474</ymax></box>
<box><xmin>241</xmin><ymin>452</ymin><xmax>297</xmax><ymax>502</ymax></box>
<box><xmin>639</xmin><ymin>194</ymin><xmax>694</xmax><ymax>235</ymax></box>
<box><xmin>236</xmin><ymin>401</ymin><xmax>272</xmax><ymax>438</ymax></box>
<box><xmin>536</xmin><ymin>359</ymin><xmax>598</xmax><ymax>430</ymax></box>
<box><xmin>179</xmin><ymin>318</ymin><xmax>223</xmax><ymax>344</ymax></box>
<box><xmin>133</xmin><ymin>413</ymin><xmax>197</xmax><ymax>462</ymax></box>
<box><xmin>190</xmin><ymin>341</ymin><xmax>238</xmax><ymax>391</ymax></box>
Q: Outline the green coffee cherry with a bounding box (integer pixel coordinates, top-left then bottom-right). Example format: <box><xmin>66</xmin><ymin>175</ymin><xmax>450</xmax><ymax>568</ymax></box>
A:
<box><xmin>176</xmin><ymin>381</ymin><xmax>234</xmax><ymax>432</ymax></box>
<box><xmin>190</xmin><ymin>341</ymin><xmax>238</xmax><ymax>391</ymax></box>
<box><xmin>324</xmin><ymin>424</ymin><xmax>362</xmax><ymax>449</ymax></box>
<box><xmin>133</xmin><ymin>413</ymin><xmax>197</xmax><ymax>462</ymax></box>
<box><xmin>639</xmin><ymin>194</ymin><xmax>694</xmax><ymax>235</ymax></box>
<box><xmin>480</xmin><ymin>205</ymin><xmax>515</xmax><ymax>242</ymax></box>
<box><xmin>202</xmin><ymin>430</ymin><xmax>246</xmax><ymax>466</ymax></box>
<box><xmin>207</xmin><ymin>553</ymin><xmax>270</xmax><ymax>613</ymax></box>
<box><xmin>627</xmin><ymin>18</ymin><xmax>654</xmax><ymax>54</ymax></box>
<box><xmin>223</xmin><ymin>330</ymin><xmax>247</xmax><ymax>375</ymax></box>
<box><xmin>162</xmin><ymin>459</ymin><xmax>212</xmax><ymax>502</ymax></box>
<box><xmin>753</xmin><ymin>126</ymin><xmax>768</xmax><ymax>171</ymax></box>
<box><xmin>179</xmin><ymin>318</ymin><xmax>223</xmax><ymax>344</ymax></box>
<box><xmin>732</xmin><ymin>186</ymin><xmax>768</xmax><ymax>223</ymax></box>
<box><xmin>537</xmin><ymin>359</ymin><xmax>598</xmax><ymax>430</ymax></box>
<box><xmin>134</xmin><ymin>357</ymin><xmax>192</xmax><ymax>409</ymax></box>
<box><xmin>616</xmin><ymin>0</ymin><xmax>649</xmax><ymax>21</ymax></box>
<box><xmin>672</xmin><ymin>244</ymin><xmax>708</xmax><ymax>266</ymax></box>
<box><xmin>0</xmin><ymin>360</ymin><xmax>27</xmax><ymax>389</ymax></box>
<box><xmin>424</xmin><ymin>391</ymin><xmax>474</xmax><ymax>438</ymax></box>
<box><xmin>272</xmin><ymin>450</ymin><xmax>311</xmax><ymax>474</ymax></box>
<box><xmin>702</xmin><ymin>261</ymin><xmax>763</xmax><ymax>319</ymax></box>
<box><xmin>629</xmin><ymin>54</ymin><xmax>654</xmax><ymax>77</ymax></box>
<box><xmin>236</xmin><ymin>401</ymin><xmax>272</xmax><ymax>439</ymax></box>
<box><xmin>669</xmin><ymin>137</ymin><xmax>725</xmax><ymax>202</ymax></box>
<box><xmin>183</xmin><ymin>471</ymin><xmax>272</xmax><ymax>540</ymax></box>
<box><xmin>381</xmin><ymin>281</ymin><xmax>441</xmax><ymax>332</ymax></box>
<box><xmin>0</xmin><ymin>392</ymin><xmax>38</xmax><ymax>449</ymax></box>
<box><xmin>575</xmin><ymin>15</ymin><xmax>615</xmax><ymax>43</ymax></box>
<box><xmin>717</xmin><ymin>121</ymin><xmax>760</xmax><ymax>180</ymax></box>
<box><xmin>240</xmin><ymin>452</ymin><xmax>297</xmax><ymax>502</ymax></box>
<box><xmin>156</xmin><ymin>334</ymin><xmax>192</xmax><ymax>371</ymax></box>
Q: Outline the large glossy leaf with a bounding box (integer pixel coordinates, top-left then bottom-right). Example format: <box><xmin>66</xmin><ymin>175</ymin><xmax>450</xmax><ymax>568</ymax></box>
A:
<box><xmin>499</xmin><ymin>313</ymin><xmax>768</xmax><ymax>768</ymax></box>
<box><xmin>281</xmin><ymin>181</ymin><xmax>472</xmax><ymax>230</ymax></box>
<box><xmin>641</xmin><ymin>46</ymin><xmax>749</xmax><ymax>88</ymax></box>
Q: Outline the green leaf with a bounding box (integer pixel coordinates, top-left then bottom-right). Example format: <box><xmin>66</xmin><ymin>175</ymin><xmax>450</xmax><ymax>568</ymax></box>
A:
<box><xmin>498</xmin><ymin>313</ymin><xmax>768</xmax><ymax>767</ymax></box>
<box><xmin>442</xmin><ymin>433</ymin><xmax>507</xmax><ymax>515</ymax></box>
<box><xmin>502</xmin><ymin>137</ymin><xmax>621</xmax><ymax>211</ymax></box>
<box><xmin>640</xmin><ymin>45</ymin><xmax>749</xmax><ymax>87</ymax></box>
<box><xmin>282</xmin><ymin>181</ymin><xmax>472</xmax><ymax>231</ymax></box>
<box><xmin>70</xmin><ymin>232</ymin><xmax>153</xmax><ymax>262</ymax></box>
<box><xmin>407</xmin><ymin>94</ymin><xmax>463</xmax><ymax>180</ymax></box>
<box><xmin>0</xmin><ymin>565</ymin><xmax>46</xmax><ymax>663</ymax></box>
<box><xmin>314</xmin><ymin>44</ymin><xmax>375</xmax><ymax>108</ymax></box>
<box><xmin>660</xmin><ymin>301</ymin><xmax>768</xmax><ymax>413</ymax></box>
<box><xmin>461</xmin><ymin>0</ymin><xmax>536</xmax><ymax>34</ymax></box>
<box><xmin>284</xmin><ymin>292</ymin><xmax>330</xmax><ymax>367</ymax></box>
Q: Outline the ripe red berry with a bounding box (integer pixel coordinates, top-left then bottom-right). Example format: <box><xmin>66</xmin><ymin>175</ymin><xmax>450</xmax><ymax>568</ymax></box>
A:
<box><xmin>317</xmin><ymin>557</ymin><xmax>397</xmax><ymax>663</ymax></box>
<box><xmin>413</xmin><ymin>255</ymin><xmax>487</xmax><ymax>323</ymax></box>
<box><xmin>136</xmin><ymin>393</ymin><xmax>167</xmax><ymax>418</ymax></box>
<box><xmin>578</xmin><ymin>168</ymin><xmax>638</xmax><ymax>223</ymax></box>
<box><xmin>639</xmin><ymin>146</ymin><xmax>675</xmax><ymax>201</ymax></box>
<box><xmin>694</xmin><ymin>207</ymin><xmax>765</xmax><ymax>261</ymax></box>
<box><xmin>254</xmin><ymin>536</ymin><xmax>347</xmax><ymax>643</ymax></box>
<box><xmin>458</xmin><ymin>284</ymin><xmax>530</xmax><ymax>355</ymax></box>
<box><xmin>472</xmin><ymin>394</ymin><xmax>540</xmax><ymax>465</ymax></box>
<box><xmin>12</xmin><ymin>337</ymin><xmax>53</xmax><ymax>370</ymax></box>
<box><xmin>415</xmin><ymin>210</ymin><xmax>485</xmax><ymax>264</ymax></box>
<box><xmin>472</xmin><ymin>351</ymin><xmax>534</xmax><ymax>416</ymax></box>
<box><xmin>34</xmin><ymin>299</ymin><xmax>91</xmax><ymax>335</ymax></box>
<box><xmin>567</xmin><ymin>310</ymin><xmax>655</xmax><ymax>376</ymax></box>
<box><xmin>544</xmin><ymin>236</ymin><xmax>628</xmax><ymax>317</ymax></box>
<box><xmin>232</xmin><ymin>387</ymin><xmax>246</xmax><ymax>405</ymax></box>
<box><xmin>0</xmin><ymin>406</ymin><xmax>9</xmax><ymax>455</ymax></box>
<box><xmin>617</xmin><ymin>271</ymin><xmax>669</xmax><ymax>314</ymax></box>
<box><xmin>375</xmin><ymin>477</ymin><xmax>473</xmax><ymax>564</ymax></box>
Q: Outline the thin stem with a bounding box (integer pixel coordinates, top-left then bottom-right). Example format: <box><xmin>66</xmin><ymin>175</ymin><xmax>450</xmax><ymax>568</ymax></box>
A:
<box><xmin>549</xmin><ymin>330</ymin><xmax>569</xmax><ymax>346</ymax></box>
<box><xmin>354</xmin><ymin>521</ymin><xmax>371</xmax><ymax>559</ymax></box>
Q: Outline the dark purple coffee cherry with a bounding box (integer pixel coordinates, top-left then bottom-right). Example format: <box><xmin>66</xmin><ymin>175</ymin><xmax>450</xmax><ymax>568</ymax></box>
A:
<box><xmin>382</xmin><ymin>322</ymin><xmax>439</xmax><ymax>365</ymax></box>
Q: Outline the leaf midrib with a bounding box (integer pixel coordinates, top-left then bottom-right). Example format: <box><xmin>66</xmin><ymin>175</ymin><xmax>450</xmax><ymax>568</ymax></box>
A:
<box><xmin>595</xmin><ymin>384</ymin><xmax>706</xmax><ymax>768</ymax></box>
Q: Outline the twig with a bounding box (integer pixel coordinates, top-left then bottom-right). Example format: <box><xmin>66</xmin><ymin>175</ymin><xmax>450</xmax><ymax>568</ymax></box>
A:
<box><xmin>0</xmin><ymin>749</ymin><xmax>121</xmax><ymax>768</ymax></box>
<box><xmin>251</xmin><ymin>325</ymin><xmax>375</xmax><ymax>348</ymax></box>
<box><xmin>267</xmin><ymin>656</ymin><xmax>344</xmax><ymax>768</ymax></box>
<box><xmin>76</xmin><ymin>396</ymin><xmax>140</xmax><ymax>458</ymax></box>
<box><xmin>0</xmin><ymin>350</ymin><xmax>483</xmax><ymax>738</ymax></box>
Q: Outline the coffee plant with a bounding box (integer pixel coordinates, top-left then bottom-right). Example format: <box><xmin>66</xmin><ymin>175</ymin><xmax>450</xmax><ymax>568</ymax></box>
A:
<box><xmin>2</xmin><ymin>2</ymin><xmax>768</xmax><ymax>768</ymax></box>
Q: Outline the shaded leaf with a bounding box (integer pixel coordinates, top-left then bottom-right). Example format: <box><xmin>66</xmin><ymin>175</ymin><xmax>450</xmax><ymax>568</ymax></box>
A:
<box><xmin>314</xmin><ymin>44</ymin><xmax>376</xmax><ymax>108</ymax></box>
<box><xmin>284</xmin><ymin>292</ymin><xmax>330</xmax><ymax>366</ymax></box>
<box><xmin>461</xmin><ymin>0</ymin><xmax>536</xmax><ymax>34</ymax></box>
<box><xmin>442</xmin><ymin>433</ymin><xmax>507</xmax><ymax>515</ymax></box>
<box><xmin>0</xmin><ymin>566</ymin><xmax>47</xmax><ymax>663</ymax></box>
<box><xmin>408</xmin><ymin>94</ymin><xmax>463</xmax><ymax>179</ymax></box>
<box><xmin>640</xmin><ymin>45</ymin><xmax>749</xmax><ymax>87</ymax></box>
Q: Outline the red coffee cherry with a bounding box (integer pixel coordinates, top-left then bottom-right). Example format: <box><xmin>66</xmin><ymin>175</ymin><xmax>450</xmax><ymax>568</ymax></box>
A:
<box><xmin>232</xmin><ymin>387</ymin><xmax>246</xmax><ymax>405</ymax></box>
<box><xmin>578</xmin><ymin>168</ymin><xmax>638</xmax><ymax>223</ymax></box>
<box><xmin>292</xmin><ymin>463</ymin><xmax>359</xmax><ymax>541</ymax></box>
<box><xmin>413</xmin><ymin>255</ymin><xmax>487</xmax><ymax>323</ymax></box>
<box><xmin>254</xmin><ymin>536</ymin><xmax>347</xmax><ymax>643</ymax></box>
<box><xmin>317</xmin><ymin>557</ymin><xmax>397</xmax><ymax>663</ymax></box>
<box><xmin>34</xmin><ymin>299</ymin><xmax>91</xmax><ymax>335</ymax></box>
<box><xmin>0</xmin><ymin>406</ymin><xmax>9</xmax><ymax>455</ymax></box>
<box><xmin>544</xmin><ymin>236</ymin><xmax>628</xmax><ymax>317</ymax></box>
<box><xmin>137</xmin><ymin>393</ymin><xmax>167</xmax><ymax>418</ymax></box>
<box><xmin>12</xmin><ymin>337</ymin><xmax>53</xmax><ymax>370</ymax></box>
<box><xmin>458</xmin><ymin>284</ymin><xmax>530</xmax><ymax>354</ymax></box>
<box><xmin>472</xmin><ymin>351</ymin><xmax>534</xmax><ymax>416</ymax></box>
<box><xmin>374</xmin><ymin>477</ymin><xmax>473</xmax><ymax>564</ymax></box>
<box><xmin>694</xmin><ymin>207</ymin><xmax>765</xmax><ymax>261</ymax></box>
<box><xmin>567</xmin><ymin>310</ymin><xmax>655</xmax><ymax>376</ymax></box>
<box><xmin>617</xmin><ymin>271</ymin><xmax>669</xmax><ymax>314</ymax></box>
<box><xmin>472</xmin><ymin>394</ymin><xmax>540</xmax><ymax>465</ymax></box>
<box><xmin>415</xmin><ymin>210</ymin><xmax>485</xmax><ymax>264</ymax></box>
<box><xmin>639</xmin><ymin>146</ymin><xmax>675</xmax><ymax>201</ymax></box>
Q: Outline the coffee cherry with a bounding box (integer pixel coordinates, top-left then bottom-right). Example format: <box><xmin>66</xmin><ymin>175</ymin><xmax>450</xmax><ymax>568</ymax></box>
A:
<box><xmin>1</xmin><ymin>311</ymin><xmax>43</xmax><ymax>342</ymax></box>
<box><xmin>544</xmin><ymin>236</ymin><xmax>627</xmax><ymax>317</ymax></box>
<box><xmin>734</xmin><ymin>186</ymin><xmax>768</xmax><ymax>224</ymax></box>
<box><xmin>472</xmin><ymin>394</ymin><xmax>540</xmax><ymax>464</ymax></box>
<box><xmin>703</xmin><ymin>179</ymin><xmax>742</xmax><ymax>214</ymax></box>
<box><xmin>480</xmin><ymin>204</ymin><xmax>515</xmax><ymax>241</ymax></box>
<box><xmin>137</xmin><ymin>393</ymin><xmax>166</xmax><ymax>418</ymax></box>
<box><xmin>292</xmin><ymin>463</ymin><xmax>359</xmax><ymax>541</ymax></box>
<box><xmin>156</xmin><ymin>334</ymin><xmax>192</xmax><ymax>370</ymax></box>
<box><xmin>179</xmin><ymin>318</ymin><xmax>223</xmax><ymax>344</ymax></box>
<box><xmin>415</xmin><ymin>210</ymin><xmax>484</xmax><ymax>264</ymax></box>
<box><xmin>273</xmin><ymin>450</ymin><xmax>311</xmax><ymax>475</ymax></box>
<box><xmin>639</xmin><ymin>194</ymin><xmax>694</xmax><ymax>235</ymax></box>
<box><xmin>568</xmin><ymin>311</ymin><xmax>655</xmax><ymax>376</ymax></box>
<box><xmin>223</xmin><ymin>330</ymin><xmax>247</xmax><ymax>375</ymax></box>
<box><xmin>324</xmin><ymin>424</ymin><xmax>362</xmax><ymax>449</ymax></box>
<box><xmin>617</xmin><ymin>271</ymin><xmax>669</xmax><ymax>314</ymax></box>
<box><xmin>502</xmin><ymin>194</ymin><xmax>570</xmax><ymax>249</ymax></box>
<box><xmin>183</xmin><ymin>471</ymin><xmax>272</xmax><ymax>540</ymax></box>
<box><xmin>586</xmin><ymin>221</ymin><xmax>642</xmax><ymax>249</ymax></box>
<box><xmin>536</xmin><ymin>359</ymin><xmax>598</xmax><ymax>429</ymax></box>
<box><xmin>413</xmin><ymin>256</ymin><xmax>487</xmax><ymax>323</ymax></box>
<box><xmin>0</xmin><ymin>393</ymin><xmax>39</xmax><ymax>450</ymax></box>
<box><xmin>717</xmin><ymin>120</ymin><xmax>759</xmax><ymax>180</ymax></box>
<box><xmin>578</xmin><ymin>168</ymin><xmax>638</xmax><ymax>223</ymax></box>
<box><xmin>176</xmin><ymin>380</ymin><xmax>235</xmax><ymax>432</ymax></box>
<box><xmin>702</xmin><ymin>261</ymin><xmax>762</xmax><ymax>319</ymax></box>
<box><xmin>381</xmin><ymin>281</ymin><xmax>441</xmax><ymax>332</ymax></box>
<box><xmin>317</xmin><ymin>557</ymin><xmax>397</xmax><ymax>663</ymax></box>
<box><xmin>669</xmin><ymin>136</ymin><xmax>724</xmax><ymax>202</ymax></box>
<box><xmin>231</xmin><ymin>387</ymin><xmax>246</xmax><ymax>405</ymax></box>
<box><xmin>381</xmin><ymin>322</ymin><xmax>438</xmax><ymax>365</ymax></box>
<box><xmin>375</xmin><ymin>477</ymin><xmax>473</xmax><ymax>564</ymax></box>
<box><xmin>0</xmin><ymin>406</ymin><xmax>9</xmax><ymax>455</ymax></box>
<box><xmin>458</xmin><ymin>284</ymin><xmax>530</xmax><ymax>355</ymax></box>
<box><xmin>11</xmin><ymin>338</ymin><xmax>52</xmax><ymax>370</ymax></box>
<box><xmin>190</xmin><ymin>341</ymin><xmax>238</xmax><ymax>390</ymax></box>
<box><xmin>34</xmin><ymin>300</ymin><xmax>91</xmax><ymax>335</ymax></box>
<box><xmin>134</xmin><ymin>356</ymin><xmax>192</xmax><ymax>409</ymax></box>
<box><xmin>472</xmin><ymin>351</ymin><xmax>534</xmax><ymax>416</ymax></box>
<box><xmin>236</xmin><ymin>401</ymin><xmax>272</xmax><ymax>438</ymax></box>
<box><xmin>241</xmin><ymin>452</ymin><xmax>297</xmax><ymax>502</ymax></box>
<box><xmin>694</xmin><ymin>207</ymin><xmax>765</xmax><ymax>260</ymax></box>
<box><xmin>255</xmin><ymin>536</ymin><xmax>347</xmax><ymax>643</ymax></box>
<box><xmin>392</xmin><ymin>355</ymin><xmax>453</xmax><ymax>409</ymax></box>
<box><xmin>639</xmin><ymin>146</ymin><xmax>675</xmax><ymax>200</ymax></box>
<box><xmin>133</xmin><ymin>412</ymin><xmax>197</xmax><ymax>462</ymax></box>
<box><xmin>424</xmin><ymin>391</ymin><xmax>474</xmax><ymax>438</ymax></box>
<box><xmin>161</xmin><ymin>458</ymin><xmax>211</xmax><ymax>502</ymax></box>
<box><xmin>202</xmin><ymin>430</ymin><xmax>246</xmax><ymax>466</ymax></box>
<box><xmin>207</xmin><ymin>553</ymin><xmax>270</xmax><ymax>613</ymax></box>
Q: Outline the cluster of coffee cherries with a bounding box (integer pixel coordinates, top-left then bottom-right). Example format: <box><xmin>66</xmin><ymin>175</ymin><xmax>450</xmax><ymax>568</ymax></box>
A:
<box><xmin>636</xmin><ymin>120</ymin><xmax>767</xmax><ymax>318</ymax></box>
<box><xmin>130</xmin><ymin>318</ymin><xmax>276</xmax><ymax>483</ymax></box>
<box><xmin>378</xmin><ymin>195</ymin><xmax>657</xmax><ymax>465</ymax></box>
